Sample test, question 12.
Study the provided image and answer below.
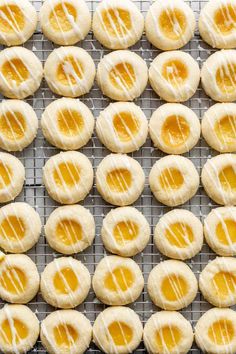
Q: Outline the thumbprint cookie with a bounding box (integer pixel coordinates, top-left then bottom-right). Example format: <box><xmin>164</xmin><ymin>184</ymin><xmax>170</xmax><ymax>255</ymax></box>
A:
<box><xmin>149</xmin><ymin>155</ymin><xmax>199</xmax><ymax>207</ymax></box>
<box><xmin>96</xmin><ymin>153</ymin><xmax>145</xmax><ymax>206</ymax></box>
<box><xmin>147</xmin><ymin>259</ymin><xmax>198</xmax><ymax>310</ymax></box>
<box><xmin>195</xmin><ymin>308</ymin><xmax>236</xmax><ymax>354</ymax></box>
<box><xmin>149</xmin><ymin>103</ymin><xmax>200</xmax><ymax>154</ymax></box>
<box><xmin>145</xmin><ymin>0</ymin><xmax>196</xmax><ymax>50</ymax></box>
<box><xmin>92</xmin><ymin>255</ymin><xmax>144</xmax><ymax>305</ymax></box>
<box><xmin>0</xmin><ymin>47</ymin><xmax>43</xmax><ymax>99</ymax></box>
<box><xmin>0</xmin><ymin>0</ymin><xmax>37</xmax><ymax>46</ymax></box>
<box><xmin>93</xmin><ymin>306</ymin><xmax>143</xmax><ymax>354</ymax></box>
<box><xmin>40</xmin><ymin>257</ymin><xmax>91</xmax><ymax>309</ymax></box>
<box><xmin>0</xmin><ymin>202</ymin><xmax>41</xmax><ymax>254</ymax></box>
<box><xmin>96</xmin><ymin>102</ymin><xmax>148</xmax><ymax>153</ymax></box>
<box><xmin>0</xmin><ymin>304</ymin><xmax>39</xmax><ymax>354</ymax></box>
<box><xmin>0</xmin><ymin>254</ymin><xmax>39</xmax><ymax>304</ymax></box>
<box><xmin>92</xmin><ymin>0</ymin><xmax>144</xmax><ymax>49</ymax></box>
<box><xmin>154</xmin><ymin>209</ymin><xmax>203</xmax><ymax>260</ymax></box>
<box><xmin>202</xmin><ymin>154</ymin><xmax>236</xmax><ymax>205</ymax></box>
<box><xmin>201</xmin><ymin>50</ymin><xmax>236</xmax><ymax>102</ymax></box>
<box><xmin>40</xmin><ymin>0</ymin><xmax>91</xmax><ymax>46</ymax></box>
<box><xmin>97</xmin><ymin>50</ymin><xmax>148</xmax><ymax>101</ymax></box>
<box><xmin>101</xmin><ymin>206</ymin><xmax>150</xmax><ymax>257</ymax></box>
<box><xmin>149</xmin><ymin>51</ymin><xmax>200</xmax><ymax>102</ymax></box>
<box><xmin>44</xmin><ymin>46</ymin><xmax>95</xmax><ymax>98</ymax></box>
<box><xmin>199</xmin><ymin>0</ymin><xmax>236</xmax><ymax>49</ymax></box>
<box><xmin>0</xmin><ymin>152</ymin><xmax>25</xmax><ymax>203</ymax></box>
<box><xmin>43</xmin><ymin>151</ymin><xmax>93</xmax><ymax>204</ymax></box>
<box><xmin>41</xmin><ymin>98</ymin><xmax>94</xmax><ymax>151</ymax></box>
<box><xmin>45</xmin><ymin>205</ymin><xmax>95</xmax><ymax>255</ymax></box>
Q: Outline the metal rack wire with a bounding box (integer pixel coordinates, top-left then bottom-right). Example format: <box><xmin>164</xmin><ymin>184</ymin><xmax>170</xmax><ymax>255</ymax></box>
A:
<box><xmin>0</xmin><ymin>0</ymin><xmax>225</xmax><ymax>352</ymax></box>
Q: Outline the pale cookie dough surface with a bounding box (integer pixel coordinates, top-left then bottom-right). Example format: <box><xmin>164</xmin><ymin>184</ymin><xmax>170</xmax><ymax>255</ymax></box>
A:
<box><xmin>0</xmin><ymin>0</ymin><xmax>37</xmax><ymax>46</ymax></box>
<box><xmin>40</xmin><ymin>257</ymin><xmax>91</xmax><ymax>308</ymax></box>
<box><xmin>97</xmin><ymin>50</ymin><xmax>148</xmax><ymax>101</ymax></box>
<box><xmin>0</xmin><ymin>100</ymin><xmax>38</xmax><ymax>152</ymax></box>
<box><xmin>0</xmin><ymin>47</ymin><xmax>43</xmax><ymax>99</ymax></box>
<box><xmin>0</xmin><ymin>202</ymin><xmax>41</xmax><ymax>253</ymax></box>
<box><xmin>202</xmin><ymin>103</ymin><xmax>236</xmax><ymax>153</ymax></box>
<box><xmin>149</xmin><ymin>155</ymin><xmax>199</xmax><ymax>207</ymax></box>
<box><xmin>199</xmin><ymin>0</ymin><xmax>236</xmax><ymax>49</ymax></box>
<box><xmin>143</xmin><ymin>311</ymin><xmax>194</xmax><ymax>354</ymax></box>
<box><xmin>199</xmin><ymin>256</ymin><xmax>236</xmax><ymax>307</ymax></box>
<box><xmin>96</xmin><ymin>102</ymin><xmax>148</xmax><ymax>153</ymax></box>
<box><xmin>154</xmin><ymin>209</ymin><xmax>203</xmax><ymax>260</ymax></box>
<box><xmin>96</xmin><ymin>153</ymin><xmax>145</xmax><ymax>206</ymax></box>
<box><xmin>147</xmin><ymin>259</ymin><xmax>198</xmax><ymax>310</ymax></box>
<box><xmin>0</xmin><ymin>152</ymin><xmax>25</xmax><ymax>203</ymax></box>
<box><xmin>92</xmin><ymin>0</ymin><xmax>144</xmax><ymax>50</ymax></box>
<box><xmin>145</xmin><ymin>0</ymin><xmax>196</xmax><ymax>50</ymax></box>
<box><xmin>40</xmin><ymin>310</ymin><xmax>92</xmax><ymax>354</ymax></box>
<box><xmin>202</xmin><ymin>154</ymin><xmax>236</xmax><ymax>205</ymax></box>
<box><xmin>201</xmin><ymin>50</ymin><xmax>236</xmax><ymax>102</ymax></box>
<box><xmin>93</xmin><ymin>306</ymin><xmax>143</xmax><ymax>354</ymax></box>
<box><xmin>101</xmin><ymin>206</ymin><xmax>150</xmax><ymax>257</ymax></box>
<box><xmin>44</xmin><ymin>46</ymin><xmax>96</xmax><ymax>98</ymax></box>
<box><xmin>43</xmin><ymin>151</ymin><xmax>93</xmax><ymax>204</ymax></box>
<box><xmin>45</xmin><ymin>204</ymin><xmax>95</xmax><ymax>255</ymax></box>
<box><xmin>0</xmin><ymin>254</ymin><xmax>39</xmax><ymax>304</ymax></box>
<box><xmin>40</xmin><ymin>0</ymin><xmax>91</xmax><ymax>46</ymax></box>
<box><xmin>0</xmin><ymin>304</ymin><xmax>39</xmax><ymax>354</ymax></box>
<box><xmin>92</xmin><ymin>255</ymin><xmax>144</xmax><ymax>305</ymax></box>
<box><xmin>149</xmin><ymin>103</ymin><xmax>200</xmax><ymax>154</ymax></box>
<box><xmin>195</xmin><ymin>308</ymin><xmax>236</xmax><ymax>354</ymax></box>
<box><xmin>204</xmin><ymin>206</ymin><xmax>236</xmax><ymax>256</ymax></box>
<box><xmin>41</xmin><ymin>98</ymin><xmax>94</xmax><ymax>151</ymax></box>
<box><xmin>149</xmin><ymin>51</ymin><xmax>200</xmax><ymax>102</ymax></box>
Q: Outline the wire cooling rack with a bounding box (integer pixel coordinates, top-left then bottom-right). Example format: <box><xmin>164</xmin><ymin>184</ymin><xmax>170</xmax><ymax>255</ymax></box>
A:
<box><xmin>0</xmin><ymin>0</ymin><xmax>226</xmax><ymax>353</ymax></box>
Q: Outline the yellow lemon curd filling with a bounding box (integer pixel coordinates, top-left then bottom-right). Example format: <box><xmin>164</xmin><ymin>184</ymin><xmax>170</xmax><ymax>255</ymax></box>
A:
<box><xmin>108</xmin><ymin>321</ymin><xmax>133</xmax><ymax>346</ymax></box>
<box><xmin>161</xmin><ymin>115</ymin><xmax>190</xmax><ymax>147</ymax></box>
<box><xmin>0</xmin><ymin>216</ymin><xmax>25</xmax><ymax>241</ymax></box>
<box><xmin>57</xmin><ymin>109</ymin><xmax>84</xmax><ymax>136</ymax></box>
<box><xmin>215</xmin><ymin>115</ymin><xmax>236</xmax><ymax>145</ymax></box>
<box><xmin>0</xmin><ymin>267</ymin><xmax>26</xmax><ymax>294</ymax></box>
<box><xmin>1</xmin><ymin>318</ymin><xmax>28</xmax><ymax>345</ymax></box>
<box><xmin>159</xmin><ymin>8</ymin><xmax>186</xmax><ymax>40</ymax></box>
<box><xmin>216</xmin><ymin>64</ymin><xmax>236</xmax><ymax>94</ymax></box>
<box><xmin>113</xmin><ymin>220</ymin><xmax>139</xmax><ymax>245</ymax></box>
<box><xmin>106</xmin><ymin>168</ymin><xmax>132</xmax><ymax>193</ymax></box>
<box><xmin>53</xmin><ymin>162</ymin><xmax>80</xmax><ymax>189</ymax></box>
<box><xmin>53</xmin><ymin>267</ymin><xmax>79</xmax><ymax>294</ymax></box>
<box><xmin>56</xmin><ymin>219</ymin><xmax>82</xmax><ymax>246</ymax></box>
<box><xmin>54</xmin><ymin>324</ymin><xmax>78</xmax><ymax>348</ymax></box>
<box><xmin>1</xmin><ymin>59</ymin><xmax>29</xmax><ymax>87</ymax></box>
<box><xmin>216</xmin><ymin>219</ymin><xmax>236</xmax><ymax>245</ymax></box>
<box><xmin>49</xmin><ymin>3</ymin><xmax>77</xmax><ymax>32</ymax></box>
<box><xmin>0</xmin><ymin>111</ymin><xmax>26</xmax><ymax>141</ymax></box>
<box><xmin>109</xmin><ymin>63</ymin><xmax>135</xmax><ymax>90</ymax></box>
<box><xmin>162</xmin><ymin>60</ymin><xmax>188</xmax><ymax>86</ymax></box>
<box><xmin>159</xmin><ymin>167</ymin><xmax>184</xmax><ymax>191</ymax></box>
<box><xmin>212</xmin><ymin>271</ymin><xmax>236</xmax><ymax>297</ymax></box>
<box><xmin>208</xmin><ymin>319</ymin><xmax>234</xmax><ymax>345</ymax></box>
<box><xmin>156</xmin><ymin>325</ymin><xmax>182</xmax><ymax>351</ymax></box>
<box><xmin>161</xmin><ymin>274</ymin><xmax>188</xmax><ymax>301</ymax></box>
<box><xmin>0</xmin><ymin>162</ymin><xmax>11</xmax><ymax>189</ymax></box>
<box><xmin>218</xmin><ymin>166</ymin><xmax>236</xmax><ymax>191</ymax></box>
<box><xmin>104</xmin><ymin>267</ymin><xmax>134</xmax><ymax>292</ymax></box>
<box><xmin>165</xmin><ymin>222</ymin><xmax>194</xmax><ymax>248</ymax></box>
<box><xmin>0</xmin><ymin>5</ymin><xmax>24</xmax><ymax>33</ymax></box>
<box><xmin>57</xmin><ymin>56</ymin><xmax>83</xmax><ymax>86</ymax></box>
<box><xmin>214</xmin><ymin>5</ymin><xmax>236</xmax><ymax>34</ymax></box>
<box><xmin>113</xmin><ymin>111</ymin><xmax>140</xmax><ymax>142</ymax></box>
<box><xmin>102</xmin><ymin>8</ymin><xmax>131</xmax><ymax>37</ymax></box>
